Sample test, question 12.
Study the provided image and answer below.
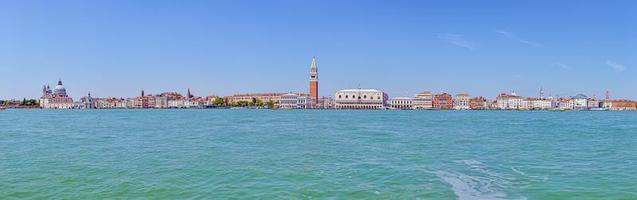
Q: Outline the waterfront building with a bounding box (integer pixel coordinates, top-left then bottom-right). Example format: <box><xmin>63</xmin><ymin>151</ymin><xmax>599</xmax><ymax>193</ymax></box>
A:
<box><xmin>168</xmin><ymin>99</ymin><xmax>186</xmax><ymax>108</ymax></box>
<box><xmin>40</xmin><ymin>79</ymin><xmax>74</xmax><ymax>109</ymax></box>
<box><xmin>412</xmin><ymin>91</ymin><xmax>433</xmax><ymax>110</ymax></box>
<box><xmin>95</xmin><ymin>98</ymin><xmax>126</xmax><ymax>109</ymax></box>
<box><xmin>603</xmin><ymin>100</ymin><xmax>637</xmax><ymax>111</ymax></box>
<box><xmin>334</xmin><ymin>89</ymin><xmax>388</xmax><ymax>109</ymax></box>
<box><xmin>469</xmin><ymin>96</ymin><xmax>488</xmax><ymax>110</ymax></box>
<box><xmin>453</xmin><ymin>93</ymin><xmax>470</xmax><ymax>110</ymax></box>
<box><xmin>154</xmin><ymin>96</ymin><xmax>168</xmax><ymax>108</ymax></box>
<box><xmin>79</xmin><ymin>92</ymin><xmax>95</xmax><ymax>109</ymax></box>
<box><xmin>520</xmin><ymin>99</ymin><xmax>531</xmax><ymax>110</ymax></box>
<box><xmin>389</xmin><ymin>97</ymin><xmax>413</xmax><ymax>110</ymax></box>
<box><xmin>495</xmin><ymin>92</ymin><xmax>523</xmax><ymax>110</ymax></box>
<box><xmin>316</xmin><ymin>97</ymin><xmax>335</xmax><ymax>109</ymax></box>
<box><xmin>278</xmin><ymin>93</ymin><xmax>309</xmax><ymax>109</ymax></box>
<box><xmin>184</xmin><ymin>98</ymin><xmax>205</xmax><ymax>108</ymax></box>
<box><xmin>309</xmin><ymin>57</ymin><xmax>319</xmax><ymax>107</ymax></box>
<box><xmin>433</xmin><ymin>93</ymin><xmax>453</xmax><ymax>110</ymax></box>
<box><xmin>528</xmin><ymin>98</ymin><xmax>553</xmax><ymax>110</ymax></box>
<box><xmin>230</xmin><ymin>93</ymin><xmax>286</xmax><ymax>104</ymax></box>
<box><xmin>587</xmin><ymin>98</ymin><xmax>601</xmax><ymax>110</ymax></box>
<box><xmin>558</xmin><ymin>98</ymin><xmax>574</xmax><ymax>110</ymax></box>
<box><xmin>572</xmin><ymin>94</ymin><xmax>589</xmax><ymax>110</ymax></box>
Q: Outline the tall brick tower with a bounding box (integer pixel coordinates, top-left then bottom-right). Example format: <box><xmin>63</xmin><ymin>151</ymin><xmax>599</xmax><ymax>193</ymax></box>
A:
<box><xmin>309</xmin><ymin>56</ymin><xmax>319</xmax><ymax>107</ymax></box>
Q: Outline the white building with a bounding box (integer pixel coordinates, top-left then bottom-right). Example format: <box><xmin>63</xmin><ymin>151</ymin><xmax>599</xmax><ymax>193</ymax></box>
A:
<box><xmin>572</xmin><ymin>94</ymin><xmax>588</xmax><ymax>110</ymax></box>
<box><xmin>587</xmin><ymin>98</ymin><xmax>601</xmax><ymax>109</ymax></box>
<box><xmin>389</xmin><ymin>97</ymin><xmax>413</xmax><ymax>110</ymax></box>
<box><xmin>78</xmin><ymin>92</ymin><xmax>95</xmax><ymax>109</ymax></box>
<box><xmin>528</xmin><ymin>98</ymin><xmax>554</xmax><ymax>110</ymax></box>
<box><xmin>168</xmin><ymin>99</ymin><xmax>186</xmax><ymax>108</ymax></box>
<box><xmin>558</xmin><ymin>99</ymin><xmax>574</xmax><ymax>110</ymax></box>
<box><xmin>453</xmin><ymin>93</ymin><xmax>471</xmax><ymax>110</ymax></box>
<box><xmin>496</xmin><ymin>92</ymin><xmax>523</xmax><ymax>110</ymax></box>
<box><xmin>335</xmin><ymin>89</ymin><xmax>388</xmax><ymax>109</ymax></box>
<box><xmin>277</xmin><ymin>93</ymin><xmax>309</xmax><ymax>109</ymax></box>
<box><xmin>40</xmin><ymin>80</ymin><xmax>74</xmax><ymax>109</ymax></box>
<box><xmin>317</xmin><ymin>97</ymin><xmax>335</xmax><ymax>109</ymax></box>
<box><xmin>184</xmin><ymin>100</ymin><xmax>203</xmax><ymax>108</ymax></box>
<box><xmin>413</xmin><ymin>91</ymin><xmax>433</xmax><ymax>110</ymax></box>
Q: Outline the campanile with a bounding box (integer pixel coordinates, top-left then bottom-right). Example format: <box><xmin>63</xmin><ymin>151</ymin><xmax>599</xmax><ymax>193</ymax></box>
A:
<box><xmin>309</xmin><ymin>56</ymin><xmax>319</xmax><ymax>106</ymax></box>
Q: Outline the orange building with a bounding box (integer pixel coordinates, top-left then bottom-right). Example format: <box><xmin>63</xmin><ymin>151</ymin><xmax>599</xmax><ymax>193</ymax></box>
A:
<box><xmin>433</xmin><ymin>93</ymin><xmax>453</xmax><ymax>109</ymax></box>
<box><xmin>604</xmin><ymin>100</ymin><xmax>637</xmax><ymax>110</ymax></box>
<box><xmin>469</xmin><ymin>96</ymin><xmax>488</xmax><ymax>110</ymax></box>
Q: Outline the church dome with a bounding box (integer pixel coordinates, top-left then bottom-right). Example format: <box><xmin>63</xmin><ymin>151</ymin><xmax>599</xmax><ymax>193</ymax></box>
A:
<box><xmin>53</xmin><ymin>80</ymin><xmax>68</xmax><ymax>97</ymax></box>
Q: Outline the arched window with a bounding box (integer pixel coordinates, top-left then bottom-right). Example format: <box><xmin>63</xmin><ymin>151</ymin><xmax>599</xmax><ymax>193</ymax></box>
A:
<box><xmin>364</xmin><ymin>95</ymin><xmax>367</xmax><ymax>99</ymax></box>
<box><xmin>338</xmin><ymin>95</ymin><xmax>342</xmax><ymax>99</ymax></box>
<box><xmin>345</xmin><ymin>95</ymin><xmax>349</xmax><ymax>99</ymax></box>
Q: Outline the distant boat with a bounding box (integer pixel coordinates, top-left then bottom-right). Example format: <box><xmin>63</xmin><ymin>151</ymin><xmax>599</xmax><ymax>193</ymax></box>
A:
<box><xmin>0</xmin><ymin>107</ymin><xmax>6</xmax><ymax>110</ymax></box>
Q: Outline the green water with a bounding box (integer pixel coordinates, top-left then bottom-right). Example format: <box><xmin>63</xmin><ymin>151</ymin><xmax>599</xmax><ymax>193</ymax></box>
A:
<box><xmin>1</xmin><ymin>110</ymin><xmax>636</xmax><ymax>199</ymax></box>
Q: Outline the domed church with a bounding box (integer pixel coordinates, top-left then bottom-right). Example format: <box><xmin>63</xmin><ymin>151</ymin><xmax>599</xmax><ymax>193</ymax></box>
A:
<box><xmin>40</xmin><ymin>79</ymin><xmax>74</xmax><ymax>109</ymax></box>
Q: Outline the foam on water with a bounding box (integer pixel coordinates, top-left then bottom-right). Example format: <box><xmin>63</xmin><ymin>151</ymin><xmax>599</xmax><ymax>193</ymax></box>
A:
<box><xmin>436</xmin><ymin>159</ymin><xmax>529</xmax><ymax>200</ymax></box>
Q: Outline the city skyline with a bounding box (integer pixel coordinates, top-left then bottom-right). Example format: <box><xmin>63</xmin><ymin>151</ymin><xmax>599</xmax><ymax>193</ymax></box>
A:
<box><xmin>1</xmin><ymin>1</ymin><xmax>635</xmax><ymax>99</ymax></box>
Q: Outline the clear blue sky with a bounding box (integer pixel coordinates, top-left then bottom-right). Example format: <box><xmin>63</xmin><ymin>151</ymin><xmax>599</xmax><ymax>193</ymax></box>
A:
<box><xmin>1</xmin><ymin>0</ymin><xmax>635</xmax><ymax>99</ymax></box>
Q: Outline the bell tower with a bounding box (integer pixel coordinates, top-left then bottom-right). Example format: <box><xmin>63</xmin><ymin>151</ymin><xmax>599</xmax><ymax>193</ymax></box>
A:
<box><xmin>309</xmin><ymin>56</ymin><xmax>319</xmax><ymax>107</ymax></box>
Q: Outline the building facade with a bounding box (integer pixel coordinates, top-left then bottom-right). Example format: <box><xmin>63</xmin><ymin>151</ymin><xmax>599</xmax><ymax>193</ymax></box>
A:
<box><xmin>230</xmin><ymin>93</ymin><xmax>285</xmax><ymax>104</ymax></box>
<box><xmin>572</xmin><ymin>94</ymin><xmax>588</xmax><ymax>110</ymax></box>
<box><xmin>469</xmin><ymin>96</ymin><xmax>488</xmax><ymax>110</ymax></box>
<box><xmin>433</xmin><ymin>93</ymin><xmax>453</xmax><ymax>109</ymax></box>
<box><xmin>334</xmin><ymin>89</ymin><xmax>388</xmax><ymax>109</ymax></box>
<box><xmin>603</xmin><ymin>100</ymin><xmax>637</xmax><ymax>110</ymax></box>
<box><xmin>528</xmin><ymin>98</ymin><xmax>554</xmax><ymax>110</ymax></box>
<box><xmin>40</xmin><ymin>79</ymin><xmax>74</xmax><ymax>109</ymax></box>
<box><xmin>389</xmin><ymin>97</ymin><xmax>413</xmax><ymax>110</ymax></box>
<box><xmin>454</xmin><ymin>93</ymin><xmax>470</xmax><ymax>110</ymax></box>
<box><xmin>277</xmin><ymin>93</ymin><xmax>309</xmax><ymax>109</ymax></box>
<box><xmin>412</xmin><ymin>91</ymin><xmax>433</xmax><ymax>110</ymax></box>
<box><xmin>496</xmin><ymin>93</ymin><xmax>523</xmax><ymax>110</ymax></box>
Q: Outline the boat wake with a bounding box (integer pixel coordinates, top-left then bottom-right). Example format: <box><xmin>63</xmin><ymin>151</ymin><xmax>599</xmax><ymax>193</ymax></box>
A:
<box><xmin>436</xmin><ymin>159</ymin><xmax>526</xmax><ymax>200</ymax></box>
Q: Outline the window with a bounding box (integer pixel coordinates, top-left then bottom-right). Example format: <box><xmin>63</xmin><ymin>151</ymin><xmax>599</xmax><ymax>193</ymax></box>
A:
<box><xmin>338</xmin><ymin>95</ymin><xmax>342</xmax><ymax>99</ymax></box>
<box><xmin>364</xmin><ymin>95</ymin><xmax>367</xmax><ymax>99</ymax></box>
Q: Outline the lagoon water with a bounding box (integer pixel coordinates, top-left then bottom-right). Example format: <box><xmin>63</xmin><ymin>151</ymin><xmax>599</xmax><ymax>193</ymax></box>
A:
<box><xmin>1</xmin><ymin>109</ymin><xmax>636</xmax><ymax>199</ymax></box>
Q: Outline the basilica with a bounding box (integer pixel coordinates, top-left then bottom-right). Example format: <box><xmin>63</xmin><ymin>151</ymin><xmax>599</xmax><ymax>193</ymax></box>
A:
<box><xmin>40</xmin><ymin>79</ymin><xmax>74</xmax><ymax>109</ymax></box>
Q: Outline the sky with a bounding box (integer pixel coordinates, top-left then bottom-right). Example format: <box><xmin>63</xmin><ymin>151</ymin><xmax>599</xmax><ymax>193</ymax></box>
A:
<box><xmin>1</xmin><ymin>0</ymin><xmax>635</xmax><ymax>99</ymax></box>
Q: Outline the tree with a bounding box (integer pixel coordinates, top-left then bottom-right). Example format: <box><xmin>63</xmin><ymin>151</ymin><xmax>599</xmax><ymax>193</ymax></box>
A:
<box><xmin>213</xmin><ymin>98</ymin><xmax>225</xmax><ymax>107</ymax></box>
<box><xmin>266</xmin><ymin>100</ymin><xmax>275</xmax><ymax>109</ymax></box>
<box><xmin>235</xmin><ymin>101</ymin><xmax>249</xmax><ymax>107</ymax></box>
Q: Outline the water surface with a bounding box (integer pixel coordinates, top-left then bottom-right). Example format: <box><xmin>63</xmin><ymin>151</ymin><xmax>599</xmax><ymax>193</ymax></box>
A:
<box><xmin>1</xmin><ymin>110</ymin><xmax>636</xmax><ymax>199</ymax></box>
